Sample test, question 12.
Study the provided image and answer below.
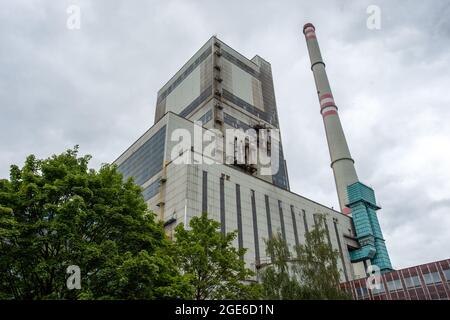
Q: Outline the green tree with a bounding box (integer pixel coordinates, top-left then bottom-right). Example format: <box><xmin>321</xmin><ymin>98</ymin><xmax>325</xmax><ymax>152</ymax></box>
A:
<box><xmin>0</xmin><ymin>147</ymin><xmax>191</xmax><ymax>299</ymax></box>
<box><xmin>174</xmin><ymin>212</ymin><xmax>259</xmax><ymax>300</ymax></box>
<box><xmin>260</xmin><ymin>214</ymin><xmax>351</xmax><ymax>300</ymax></box>
<box><xmin>259</xmin><ymin>232</ymin><xmax>304</xmax><ymax>299</ymax></box>
<box><xmin>294</xmin><ymin>214</ymin><xmax>350</xmax><ymax>299</ymax></box>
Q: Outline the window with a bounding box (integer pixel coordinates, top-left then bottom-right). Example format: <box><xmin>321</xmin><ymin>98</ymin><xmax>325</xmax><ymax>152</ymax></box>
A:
<box><xmin>117</xmin><ymin>125</ymin><xmax>166</xmax><ymax>186</ymax></box>
<box><xmin>142</xmin><ymin>179</ymin><xmax>160</xmax><ymax>201</ymax></box>
<box><xmin>222</xmin><ymin>89</ymin><xmax>272</xmax><ymax>124</ymax></box>
<box><xmin>233</xmin><ymin>137</ymin><xmax>238</xmax><ymax>164</ymax></box>
<box><xmin>244</xmin><ymin>138</ymin><xmax>249</xmax><ymax>165</ymax></box>
<box><xmin>443</xmin><ymin>269</ymin><xmax>450</xmax><ymax>281</ymax></box>
<box><xmin>356</xmin><ymin>287</ymin><xmax>369</xmax><ymax>299</ymax></box>
<box><xmin>179</xmin><ymin>86</ymin><xmax>212</xmax><ymax>118</ymax></box>
<box><xmin>223</xmin><ymin>113</ymin><xmax>252</xmax><ymax>131</ymax></box>
<box><xmin>423</xmin><ymin>272</ymin><xmax>441</xmax><ymax>285</ymax></box>
<box><xmin>272</xmin><ymin>146</ymin><xmax>289</xmax><ymax>190</ymax></box>
<box><xmin>371</xmin><ymin>283</ymin><xmax>385</xmax><ymax>295</ymax></box>
<box><xmin>197</xmin><ymin>109</ymin><xmax>212</xmax><ymax>125</ymax></box>
<box><xmin>386</xmin><ymin>279</ymin><xmax>403</xmax><ymax>292</ymax></box>
<box><xmin>157</xmin><ymin>47</ymin><xmax>212</xmax><ymax>102</ymax></box>
<box><xmin>404</xmin><ymin>275</ymin><xmax>421</xmax><ymax>288</ymax></box>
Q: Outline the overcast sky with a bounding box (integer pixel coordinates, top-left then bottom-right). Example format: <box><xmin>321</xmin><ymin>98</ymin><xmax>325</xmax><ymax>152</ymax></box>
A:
<box><xmin>1</xmin><ymin>0</ymin><xmax>449</xmax><ymax>269</ymax></box>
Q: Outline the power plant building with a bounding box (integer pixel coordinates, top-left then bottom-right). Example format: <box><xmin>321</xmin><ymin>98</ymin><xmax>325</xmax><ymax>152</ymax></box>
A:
<box><xmin>114</xmin><ymin>26</ymin><xmax>392</xmax><ymax>282</ymax></box>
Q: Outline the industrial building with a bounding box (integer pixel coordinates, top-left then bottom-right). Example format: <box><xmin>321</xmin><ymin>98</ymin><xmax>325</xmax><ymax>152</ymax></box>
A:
<box><xmin>113</xmin><ymin>24</ymin><xmax>393</xmax><ymax>282</ymax></box>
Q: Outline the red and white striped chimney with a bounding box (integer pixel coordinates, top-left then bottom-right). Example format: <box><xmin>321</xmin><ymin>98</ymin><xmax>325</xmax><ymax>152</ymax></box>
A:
<box><xmin>303</xmin><ymin>23</ymin><xmax>358</xmax><ymax>214</ymax></box>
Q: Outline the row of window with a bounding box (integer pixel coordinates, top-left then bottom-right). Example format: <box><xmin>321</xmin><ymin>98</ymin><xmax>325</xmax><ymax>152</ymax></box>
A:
<box><xmin>223</xmin><ymin>112</ymin><xmax>252</xmax><ymax>131</ymax></box>
<box><xmin>356</xmin><ymin>269</ymin><xmax>450</xmax><ymax>298</ymax></box>
<box><xmin>272</xmin><ymin>145</ymin><xmax>289</xmax><ymax>190</ymax></box>
<box><xmin>179</xmin><ymin>86</ymin><xmax>212</xmax><ymax>118</ymax></box>
<box><xmin>207</xmin><ymin>171</ymin><xmax>344</xmax><ymax>271</ymax></box>
<box><xmin>222</xmin><ymin>89</ymin><xmax>272</xmax><ymax>124</ymax></box>
<box><xmin>220</xmin><ymin>48</ymin><xmax>280</xmax><ymax>130</ymax></box>
<box><xmin>157</xmin><ymin>47</ymin><xmax>212</xmax><ymax>103</ymax></box>
<box><xmin>142</xmin><ymin>179</ymin><xmax>161</xmax><ymax>201</ymax></box>
<box><xmin>197</xmin><ymin>109</ymin><xmax>213</xmax><ymax>125</ymax></box>
<box><xmin>117</xmin><ymin>126</ymin><xmax>166</xmax><ymax>186</ymax></box>
<box><xmin>253</xmin><ymin>65</ymin><xmax>280</xmax><ymax>128</ymax></box>
<box><xmin>221</xmin><ymin>49</ymin><xmax>260</xmax><ymax>79</ymax></box>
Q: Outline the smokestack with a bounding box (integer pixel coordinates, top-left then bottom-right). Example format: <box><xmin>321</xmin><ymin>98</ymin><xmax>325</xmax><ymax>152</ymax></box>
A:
<box><xmin>302</xmin><ymin>23</ymin><xmax>393</xmax><ymax>271</ymax></box>
<box><xmin>302</xmin><ymin>23</ymin><xmax>358</xmax><ymax>214</ymax></box>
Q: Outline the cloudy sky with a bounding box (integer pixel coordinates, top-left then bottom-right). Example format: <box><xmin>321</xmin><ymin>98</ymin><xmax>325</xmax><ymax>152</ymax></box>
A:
<box><xmin>1</xmin><ymin>0</ymin><xmax>449</xmax><ymax>269</ymax></box>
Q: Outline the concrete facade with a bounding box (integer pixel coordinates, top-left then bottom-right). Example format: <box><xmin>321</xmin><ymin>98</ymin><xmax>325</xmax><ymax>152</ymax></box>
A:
<box><xmin>114</xmin><ymin>112</ymin><xmax>357</xmax><ymax>282</ymax></box>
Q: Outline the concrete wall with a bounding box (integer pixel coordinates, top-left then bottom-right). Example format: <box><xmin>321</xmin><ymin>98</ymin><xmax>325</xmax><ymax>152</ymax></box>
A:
<box><xmin>158</xmin><ymin>158</ymin><xmax>355</xmax><ymax>282</ymax></box>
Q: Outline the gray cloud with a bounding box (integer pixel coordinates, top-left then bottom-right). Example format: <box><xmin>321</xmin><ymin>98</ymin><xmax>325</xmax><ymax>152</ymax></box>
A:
<box><xmin>1</xmin><ymin>0</ymin><xmax>449</xmax><ymax>269</ymax></box>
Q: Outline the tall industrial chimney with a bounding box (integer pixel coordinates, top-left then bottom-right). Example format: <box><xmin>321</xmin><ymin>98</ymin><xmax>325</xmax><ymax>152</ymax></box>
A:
<box><xmin>302</xmin><ymin>23</ymin><xmax>393</xmax><ymax>271</ymax></box>
<box><xmin>302</xmin><ymin>23</ymin><xmax>358</xmax><ymax>214</ymax></box>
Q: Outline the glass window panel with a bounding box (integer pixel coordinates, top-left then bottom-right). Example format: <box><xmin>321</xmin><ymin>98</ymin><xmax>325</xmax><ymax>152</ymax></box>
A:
<box><xmin>404</xmin><ymin>275</ymin><xmax>421</xmax><ymax>288</ymax></box>
<box><xmin>387</xmin><ymin>279</ymin><xmax>402</xmax><ymax>292</ymax></box>
<box><xmin>443</xmin><ymin>269</ymin><xmax>450</xmax><ymax>281</ymax></box>
<box><xmin>179</xmin><ymin>86</ymin><xmax>212</xmax><ymax>118</ymax></box>
<box><xmin>356</xmin><ymin>287</ymin><xmax>369</xmax><ymax>298</ymax></box>
<box><xmin>142</xmin><ymin>179</ymin><xmax>161</xmax><ymax>201</ymax></box>
<box><xmin>198</xmin><ymin>109</ymin><xmax>212</xmax><ymax>125</ymax></box>
<box><xmin>118</xmin><ymin>125</ymin><xmax>166</xmax><ymax>186</ymax></box>
<box><xmin>423</xmin><ymin>272</ymin><xmax>441</xmax><ymax>285</ymax></box>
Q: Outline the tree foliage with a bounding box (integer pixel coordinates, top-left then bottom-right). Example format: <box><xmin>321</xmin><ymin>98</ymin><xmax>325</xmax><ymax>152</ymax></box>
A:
<box><xmin>260</xmin><ymin>214</ymin><xmax>351</xmax><ymax>300</ymax></box>
<box><xmin>0</xmin><ymin>147</ymin><xmax>191</xmax><ymax>299</ymax></box>
<box><xmin>0</xmin><ymin>147</ymin><xmax>352</xmax><ymax>300</ymax></box>
<box><xmin>259</xmin><ymin>232</ymin><xmax>304</xmax><ymax>299</ymax></box>
<box><xmin>174</xmin><ymin>212</ymin><xmax>259</xmax><ymax>300</ymax></box>
<box><xmin>294</xmin><ymin>214</ymin><xmax>349</xmax><ymax>299</ymax></box>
